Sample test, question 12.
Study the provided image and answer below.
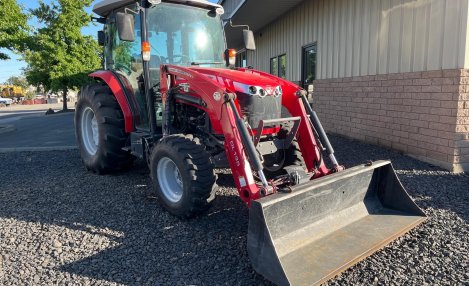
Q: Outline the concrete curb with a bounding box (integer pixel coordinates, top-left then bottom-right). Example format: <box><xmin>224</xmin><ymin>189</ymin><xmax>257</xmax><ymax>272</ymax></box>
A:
<box><xmin>0</xmin><ymin>146</ymin><xmax>77</xmax><ymax>153</ymax></box>
<box><xmin>45</xmin><ymin>111</ymin><xmax>75</xmax><ymax>117</ymax></box>
<box><xmin>0</xmin><ymin>125</ymin><xmax>16</xmax><ymax>135</ymax></box>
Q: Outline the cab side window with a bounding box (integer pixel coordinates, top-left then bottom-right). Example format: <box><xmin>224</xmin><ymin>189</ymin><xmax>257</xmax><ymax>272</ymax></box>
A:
<box><xmin>108</xmin><ymin>7</ymin><xmax>149</xmax><ymax>129</ymax></box>
<box><xmin>111</xmin><ymin>10</ymin><xmax>142</xmax><ymax>77</ymax></box>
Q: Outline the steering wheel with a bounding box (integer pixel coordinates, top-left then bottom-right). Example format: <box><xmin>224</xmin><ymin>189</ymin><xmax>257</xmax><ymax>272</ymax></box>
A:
<box><xmin>171</xmin><ymin>54</ymin><xmax>191</xmax><ymax>64</ymax></box>
<box><xmin>115</xmin><ymin>63</ymin><xmax>132</xmax><ymax>75</ymax></box>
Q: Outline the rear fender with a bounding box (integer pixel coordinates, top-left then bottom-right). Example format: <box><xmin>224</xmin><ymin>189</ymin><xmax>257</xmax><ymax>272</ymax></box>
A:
<box><xmin>89</xmin><ymin>70</ymin><xmax>135</xmax><ymax>133</ymax></box>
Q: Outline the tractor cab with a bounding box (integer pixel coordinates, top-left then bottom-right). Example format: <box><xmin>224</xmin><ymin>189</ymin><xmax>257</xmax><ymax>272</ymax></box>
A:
<box><xmin>94</xmin><ymin>0</ymin><xmax>233</xmax><ymax>131</ymax></box>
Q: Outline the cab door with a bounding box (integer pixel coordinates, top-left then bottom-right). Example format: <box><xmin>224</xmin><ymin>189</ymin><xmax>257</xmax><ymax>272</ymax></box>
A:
<box><xmin>107</xmin><ymin>6</ymin><xmax>149</xmax><ymax>130</ymax></box>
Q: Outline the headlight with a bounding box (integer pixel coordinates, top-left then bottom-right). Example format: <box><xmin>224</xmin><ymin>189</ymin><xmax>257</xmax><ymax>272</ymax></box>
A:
<box><xmin>247</xmin><ymin>85</ymin><xmax>268</xmax><ymax>97</ymax></box>
<box><xmin>215</xmin><ymin>7</ymin><xmax>225</xmax><ymax>15</ymax></box>
<box><xmin>258</xmin><ymin>89</ymin><xmax>266</xmax><ymax>97</ymax></box>
<box><xmin>274</xmin><ymin>86</ymin><xmax>282</xmax><ymax>97</ymax></box>
<box><xmin>148</xmin><ymin>0</ymin><xmax>161</xmax><ymax>5</ymax></box>
<box><xmin>248</xmin><ymin>86</ymin><xmax>257</xmax><ymax>95</ymax></box>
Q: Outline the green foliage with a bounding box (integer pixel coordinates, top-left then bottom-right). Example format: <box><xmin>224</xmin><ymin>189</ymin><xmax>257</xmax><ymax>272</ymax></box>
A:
<box><xmin>114</xmin><ymin>41</ymin><xmax>133</xmax><ymax>67</ymax></box>
<box><xmin>0</xmin><ymin>0</ymin><xmax>29</xmax><ymax>60</ymax></box>
<box><xmin>25</xmin><ymin>91</ymin><xmax>35</xmax><ymax>100</ymax></box>
<box><xmin>23</xmin><ymin>0</ymin><xmax>101</xmax><ymax>109</ymax></box>
<box><xmin>5</xmin><ymin>75</ymin><xmax>29</xmax><ymax>89</ymax></box>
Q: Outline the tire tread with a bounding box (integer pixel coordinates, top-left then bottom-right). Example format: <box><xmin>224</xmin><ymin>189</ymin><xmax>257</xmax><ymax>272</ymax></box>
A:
<box><xmin>151</xmin><ymin>134</ymin><xmax>217</xmax><ymax>218</ymax></box>
<box><xmin>75</xmin><ymin>82</ymin><xmax>133</xmax><ymax>174</ymax></box>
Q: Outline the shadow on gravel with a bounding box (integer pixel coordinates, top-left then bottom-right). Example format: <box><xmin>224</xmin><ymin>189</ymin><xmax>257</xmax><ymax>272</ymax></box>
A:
<box><xmin>0</xmin><ymin>150</ymin><xmax>266</xmax><ymax>285</ymax></box>
<box><xmin>214</xmin><ymin>173</ymin><xmax>236</xmax><ymax>188</ymax></box>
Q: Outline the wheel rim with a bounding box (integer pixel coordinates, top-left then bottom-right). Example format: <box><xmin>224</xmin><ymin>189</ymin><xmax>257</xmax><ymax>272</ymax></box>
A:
<box><xmin>157</xmin><ymin>157</ymin><xmax>184</xmax><ymax>203</ymax></box>
<box><xmin>81</xmin><ymin>106</ymin><xmax>99</xmax><ymax>155</ymax></box>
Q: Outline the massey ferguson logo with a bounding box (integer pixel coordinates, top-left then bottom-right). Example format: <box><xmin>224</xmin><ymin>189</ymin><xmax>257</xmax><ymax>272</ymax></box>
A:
<box><xmin>167</xmin><ymin>67</ymin><xmax>193</xmax><ymax>78</ymax></box>
<box><xmin>265</xmin><ymin>86</ymin><xmax>274</xmax><ymax>95</ymax></box>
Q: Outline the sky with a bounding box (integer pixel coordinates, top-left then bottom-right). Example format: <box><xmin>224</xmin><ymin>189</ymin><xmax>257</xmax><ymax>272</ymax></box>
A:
<box><xmin>0</xmin><ymin>0</ymin><xmax>218</xmax><ymax>83</ymax></box>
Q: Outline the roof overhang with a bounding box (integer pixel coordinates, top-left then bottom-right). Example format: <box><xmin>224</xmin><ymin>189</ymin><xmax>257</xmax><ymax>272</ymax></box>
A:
<box><xmin>223</xmin><ymin>0</ymin><xmax>304</xmax><ymax>47</ymax></box>
<box><xmin>93</xmin><ymin>0</ymin><xmax>223</xmax><ymax>17</ymax></box>
<box><xmin>93</xmin><ymin>0</ymin><xmax>131</xmax><ymax>16</ymax></box>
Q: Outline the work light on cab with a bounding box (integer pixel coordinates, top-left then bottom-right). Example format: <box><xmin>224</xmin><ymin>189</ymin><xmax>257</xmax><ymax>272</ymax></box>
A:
<box><xmin>142</xmin><ymin>41</ymin><xmax>150</xmax><ymax>61</ymax></box>
<box><xmin>224</xmin><ymin>49</ymin><xmax>236</xmax><ymax>66</ymax></box>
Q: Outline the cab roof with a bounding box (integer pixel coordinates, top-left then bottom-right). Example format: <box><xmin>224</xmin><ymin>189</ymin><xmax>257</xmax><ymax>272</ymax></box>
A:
<box><xmin>93</xmin><ymin>0</ymin><xmax>224</xmax><ymax>17</ymax></box>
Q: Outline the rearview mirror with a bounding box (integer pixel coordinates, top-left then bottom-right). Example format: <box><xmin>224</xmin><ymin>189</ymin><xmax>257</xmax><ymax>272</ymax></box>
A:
<box><xmin>97</xmin><ymin>30</ymin><xmax>105</xmax><ymax>46</ymax></box>
<box><xmin>243</xmin><ymin>30</ymin><xmax>256</xmax><ymax>51</ymax></box>
<box><xmin>116</xmin><ymin>12</ymin><xmax>135</xmax><ymax>42</ymax></box>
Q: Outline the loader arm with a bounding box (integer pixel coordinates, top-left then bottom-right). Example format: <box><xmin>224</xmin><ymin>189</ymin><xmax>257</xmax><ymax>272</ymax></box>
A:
<box><xmin>159</xmin><ymin>65</ymin><xmax>262</xmax><ymax>203</ymax></box>
<box><xmin>159</xmin><ymin>65</ymin><xmax>337</xmax><ymax>200</ymax></box>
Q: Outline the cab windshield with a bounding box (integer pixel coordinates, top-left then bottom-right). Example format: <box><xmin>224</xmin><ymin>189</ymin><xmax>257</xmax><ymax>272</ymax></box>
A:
<box><xmin>107</xmin><ymin>2</ymin><xmax>226</xmax><ymax>129</ymax></box>
<box><xmin>147</xmin><ymin>3</ymin><xmax>225</xmax><ymax>75</ymax></box>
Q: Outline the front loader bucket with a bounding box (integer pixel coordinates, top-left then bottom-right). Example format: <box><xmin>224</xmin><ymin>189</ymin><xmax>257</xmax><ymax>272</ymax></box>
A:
<box><xmin>248</xmin><ymin>160</ymin><xmax>426</xmax><ymax>286</ymax></box>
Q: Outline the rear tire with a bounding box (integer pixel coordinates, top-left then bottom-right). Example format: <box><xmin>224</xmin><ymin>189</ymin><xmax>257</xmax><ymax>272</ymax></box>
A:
<box><xmin>150</xmin><ymin>135</ymin><xmax>217</xmax><ymax>218</ymax></box>
<box><xmin>75</xmin><ymin>83</ymin><xmax>133</xmax><ymax>174</ymax></box>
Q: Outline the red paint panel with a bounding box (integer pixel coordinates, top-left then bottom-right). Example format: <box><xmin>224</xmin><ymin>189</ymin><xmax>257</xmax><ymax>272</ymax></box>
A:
<box><xmin>89</xmin><ymin>71</ymin><xmax>134</xmax><ymax>133</ymax></box>
<box><xmin>237</xmin><ymin>68</ymin><xmax>331</xmax><ymax>176</ymax></box>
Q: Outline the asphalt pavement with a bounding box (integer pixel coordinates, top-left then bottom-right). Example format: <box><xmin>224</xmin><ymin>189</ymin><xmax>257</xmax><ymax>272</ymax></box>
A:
<box><xmin>0</xmin><ymin>108</ymin><xmax>76</xmax><ymax>150</ymax></box>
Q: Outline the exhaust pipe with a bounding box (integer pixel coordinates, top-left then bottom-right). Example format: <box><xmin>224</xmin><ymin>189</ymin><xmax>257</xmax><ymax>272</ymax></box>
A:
<box><xmin>248</xmin><ymin>161</ymin><xmax>426</xmax><ymax>286</ymax></box>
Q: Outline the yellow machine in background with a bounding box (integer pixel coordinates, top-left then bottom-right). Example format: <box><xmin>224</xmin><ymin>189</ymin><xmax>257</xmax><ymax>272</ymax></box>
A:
<box><xmin>0</xmin><ymin>85</ymin><xmax>25</xmax><ymax>98</ymax></box>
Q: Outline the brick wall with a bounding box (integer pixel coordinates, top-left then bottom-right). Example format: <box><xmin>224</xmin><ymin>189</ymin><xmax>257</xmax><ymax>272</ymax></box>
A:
<box><xmin>455</xmin><ymin>71</ymin><xmax>469</xmax><ymax>171</ymax></box>
<box><xmin>313</xmin><ymin>69</ymin><xmax>469</xmax><ymax>172</ymax></box>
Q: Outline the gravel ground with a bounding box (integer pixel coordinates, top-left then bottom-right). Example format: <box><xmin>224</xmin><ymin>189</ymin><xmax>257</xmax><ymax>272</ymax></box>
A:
<box><xmin>0</xmin><ymin>135</ymin><xmax>468</xmax><ymax>286</ymax></box>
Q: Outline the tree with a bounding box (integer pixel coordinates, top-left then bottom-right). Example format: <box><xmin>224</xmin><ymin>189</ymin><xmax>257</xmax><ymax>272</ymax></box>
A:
<box><xmin>0</xmin><ymin>0</ymin><xmax>28</xmax><ymax>60</ymax></box>
<box><xmin>5</xmin><ymin>75</ymin><xmax>29</xmax><ymax>90</ymax></box>
<box><xmin>24</xmin><ymin>0</ymin><xmax>101</xmax><ymax>110</ymax></box>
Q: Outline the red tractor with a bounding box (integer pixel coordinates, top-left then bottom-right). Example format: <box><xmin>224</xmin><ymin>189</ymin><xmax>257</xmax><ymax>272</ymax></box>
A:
<box><xmin>75</xmin><ymin>1</ymin><xmax>426</xmax><ymax>285</ymax></box>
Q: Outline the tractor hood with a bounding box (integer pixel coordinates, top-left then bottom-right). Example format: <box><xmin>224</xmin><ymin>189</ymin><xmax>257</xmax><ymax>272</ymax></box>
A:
<box><xmin>189</xmin><ymin>67</ymin><xmax>284</xmax><ymax>130</ymax></box>
<box><xmin>189</xmin><ymin>67</ymin><xmax>282</xmax><ymax>97</ymax></box>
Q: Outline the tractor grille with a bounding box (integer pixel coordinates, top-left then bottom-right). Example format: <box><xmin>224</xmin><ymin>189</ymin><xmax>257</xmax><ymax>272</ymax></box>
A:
<box><xmin>237</xmin><ymin>92</ymin><xmax>282</xmax><ymax>128</ymax></box>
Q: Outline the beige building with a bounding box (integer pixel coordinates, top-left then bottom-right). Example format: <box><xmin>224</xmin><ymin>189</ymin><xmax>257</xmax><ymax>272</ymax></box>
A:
<box><xmin>221</xmin><ymin>0</ymin><xmax>469</xmax><ymax>172</ymax></box>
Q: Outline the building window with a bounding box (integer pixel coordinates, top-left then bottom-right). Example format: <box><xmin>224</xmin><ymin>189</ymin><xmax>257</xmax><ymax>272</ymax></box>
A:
<box><xmin>302</xmin><ymin>43</ymin><xmax>317</xmax><ymax>89</ymax></box>
<box><xmin>270</xmin><ymin>54</ymin><xmax>286</xmax><ymax>79</ymax></box>
<box><xmin>278</xmin><ymin>54</ymin><xmax>286</xmax><ymax>79</ymax></box>
<box><xmin>236</xmin><ymin>50</ymin><xmax>247</xmax><ymax>67</ymax></box>
<box><xmin>270</xmin><ymin>57</ymin><xmax>278</xmax><ymax>76</ymax></box>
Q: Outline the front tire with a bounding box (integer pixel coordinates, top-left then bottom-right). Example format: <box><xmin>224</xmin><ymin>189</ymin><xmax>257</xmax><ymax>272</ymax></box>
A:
<box><xmin>75</xmin><ymin>83</ymin><xmax>133</xmax><ymax>174</ymax></box>
<box><xmin>150</xmin><ymin>135</ymin><xmax>217</xmax><ymax>218</ymax></box>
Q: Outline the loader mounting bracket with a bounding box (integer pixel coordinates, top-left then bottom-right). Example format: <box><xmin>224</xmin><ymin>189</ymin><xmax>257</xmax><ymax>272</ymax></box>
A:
<box><xmin>253</xmin><ymin>116</ymin><xmax>301</xmax><ymax>147</ymax></box>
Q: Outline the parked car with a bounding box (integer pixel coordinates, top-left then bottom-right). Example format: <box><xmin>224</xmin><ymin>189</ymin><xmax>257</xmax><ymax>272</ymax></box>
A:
<box><xmin>0</xmin><ymin>96</ymin><xmax>13</xmax><ymax>106</ymax></box>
